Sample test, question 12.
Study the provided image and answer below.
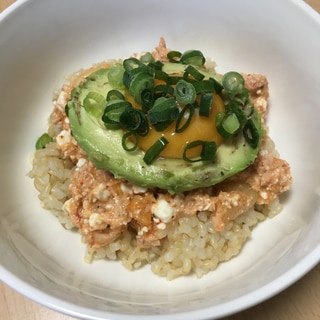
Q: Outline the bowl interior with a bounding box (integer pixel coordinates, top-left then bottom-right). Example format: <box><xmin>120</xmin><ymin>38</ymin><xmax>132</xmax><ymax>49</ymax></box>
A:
<box><xmin>0</xmin><ymin>0</ymin><xmax>320</xmax><ymax>319</ymax></box>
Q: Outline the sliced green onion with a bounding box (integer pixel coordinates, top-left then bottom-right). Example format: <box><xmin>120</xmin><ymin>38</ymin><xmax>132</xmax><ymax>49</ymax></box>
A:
<box><xmin>193</xmin><ymin>79</ymin><xmax>216</xmax><ymax>93</ymax></box>
<box><xmin>175</xmin><ymin>104</ymin><xmax>195</xmax><ymax>133</ymax></box>
<box><xmin>216</xmin><ymin>112</ymin><xmax>240</xmax><ymax>138</ymax></box>
<box><xmin>180</xmin><ymin>50</ymin><xmax>206</xmax><ymax>66</ymax></box>
<box><xmin>209</xmin><ymin>77</ymin><xmax>224</xmax><ymax>94</ymax></box>
<box><xmin>140</xmin><ymin>52</ymin><xmax>155</xmax><ymax>64</ymax></box>
<box><xmin>123</xmin><ymin>57</ymin><xmax>142</xmax><ymax>72</ymax></box>
<box><xmin>154</xmin><ymin>84</ymin><xmax>174</xmax><ymax>98</ymax></box>
<box><xmin>35</xmin><ymin>133</ymin><xmax>53</xmax><ymax>150</ymax></box>
<box><xmin>174</xmin><ymin>79</ymin><xmax>197</xmax><ymax>105</ymax></box>
<box><xmin>225</xmin><ymin>101</ymin><xmax>247</xmax><ymax>126</ymax></box>
<box><xmin>154</xmin><ymin>70</ymin><xmax>169</xmax><ymax>83</ymax></box>
<box><xmin>140</xmin><ymin>88</ymin><xmax>154</xmax><ymax>112</ymax></box>
<box><xmin>102</xmin><ymin>101</ymin><xmax>131</xmax><ymax>129</ymax></box>
<box><xmin>143</xmin><ymin>137</ymin><xmax>169</xmax><ymax>165</ymax></box>
<box><xmin>243</xmin><ymin>118</ymin><xmax>260</xmax><ymax>148</ymax></box>
<box><xmin>234</xmin><ymin>88</ymin><xmax>250</xmax><ymax>106</ymax></box>
<box><xmin>183</xmin><ymin>65</ymin><xmax>205</xmax><ymax>81</ymax></box>
<box><xmin>148</xmin><ymin>97</ymin><xmax>179</xmax><ymax>124</ymax></box>
<box><xmin>122</xmin><ymin>131</ymin><xmax>139</xmax><ymax>151</ymax></box>
<box><xmin>107</xmin><ymin>64</ymin><xmax>125</xmax><ymax>89</ymax></box>
<box><xmin>65</xmin><ymin>101</ymin><xmax>71</xmax><ymax>117</ymax></box>
<box><xmin>153</xmin><ymin>120</ymin><xmax>174</xmax><ymax>132</ymax></box>
<box><xmin>106</xmin><ymin>89</ymin><xmax>125</xmax><ymax>102</ymax></box>
<box><xmin>129</xmin><ymin>72</ymin><xmax>154</xmax><ymax>104</ymax></box>
<box><xmin>167</xmin><ymin>75</ymin><xmax>184</xmax><ymax>86</ymax></box>
<box><xmin>167</xmin><ymin>50</ymin><xmax>182</xmax><ymax>63</ymax></box>
<box><xmin>148</xmin><ymin>60</ymin><xmax>164</xmax><ymax>70</ymax></box>
<box><xmin>215</xmin><ymin>111</ymin><xmax>225</xmax><ymax>128</ymax></box>
<box><xmin>183</xmin><ymin>140</ymin><xmax>217</xmax><ymax>162</ymax></box>
<box><xmin>83</xmin><ymin>92</ymin><xmax>106</xmax><ymax>117</ymax></box>
<box><xmin>199</xmin><ymin>93</ymin><xmax>213</xmax><ymax>117</ymax></box>
<box><xmin>119</xmin><ymin>107</ymin><xmax>148</xmax><ymax>135</ymax></box>
<box><xmin>222</xmin><ymin>71</ymin><xmax>245</xmax><ymax>95</ymax></box>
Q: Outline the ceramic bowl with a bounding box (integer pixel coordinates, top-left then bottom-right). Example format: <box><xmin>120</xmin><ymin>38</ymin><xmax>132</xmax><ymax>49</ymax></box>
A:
<box><xmin>0</xmin><ymin>0</ymin><xmax>319</xmax><ymax>319</ymax></box>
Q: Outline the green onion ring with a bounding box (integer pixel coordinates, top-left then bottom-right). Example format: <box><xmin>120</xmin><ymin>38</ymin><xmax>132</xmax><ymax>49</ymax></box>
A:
<box><xmin>193</xmin><ymin>79</ymin><xmax>216</xmax><ymax>93</ymax></box>
<box><xmin>222</xmin><ymin>71</ymin><xmax>245</xmax><ymax>94</ymax></box>
<box><xmin>154</xmin><ymin>84</ymin><xmax>174</xmax><ymax>98</ymax></box>
<box><xmin>83</xmin><ymin>91</ymin><xmax>106</xmax><ymax>117</ymax></box>
<box><xmin>123</xmin><ymin>57</ymin><xmax>142</xmax><ymax>72</ymax></box>
<box><xmin>143</xmin><ymin>137</ymin><xmax>169</xmax><ymax>165</ymax></box>
<box><xmin>107</xmin><ymin>64</ymin><xmax>125</xmax><ymax>89</ymax></box>
<box><xmin>102</xmin><ymin>101</ymin><xmax>131</xmax><ymax>129</ymax></box>
<box><xmin>140</xmin><ymin>52</ymin><xmax>155</xmax><ymax>64</ymax></box>
<box><xmin>140</xmin><ymin>88</ymin><xmax>154</xmax><ymax>113</ymax></box>
<box><xmin>106</xmin><ymin>89</ymin><xmax>125</xmax><ymax>102</ymax></box>
<box><xmin>199</xmin><ymin>93</ymin><xmax>213</xmax><ymax>117</ymax></box>
<box><xmin>35</xmin><ymin>133</ymin><xmax>53</xmax><ymax>150</ymax></box>
<box><xmin>167</xmin><ymin>50</ymin><xmax>182</xmax><ymax>63</ymax></box>
<box><xmin>148</xmin><ymin>97</ymin><xmax>180</xmax><ymax>124</ymax></box>
<box><xmin>180</xmin><ymin>50</ymin><xmax>206</xmax><ymax>66</ymax></box>
<box><xmin>119</xmin><ymin>107</ymin><xmax>149</xmax><ymax>135</ymax></box>
<box><xmin>183</xmin><ymin>140</ymin><xmax>217</xmax><ymax>162</ymax></box>
<box><xmin>225</xmin><ymin>101</ymin><xmax>247</xmax><ymax>126</ymax></box>
<box><xmin>183</xmin><ymin>65</ymin><xmax>205</xmax><ymax>81</ymax></box>
<box><xmin>129</xmin><ymin>72</ymin><xmax>154</xmax><ymax>104</ymax></box>
<box><xmin>175</xmin><ymin>104</ymin><xmax>195</xmax><ymax>133</ymax></box>
<box><xmin>243</xmin><ymin>118</ymin><xmax>260</xmax><ymax>148</ymax></box>
<box><xmin>154</xmin><ymin>70</ymin><xmax>169</xmax><ymax>83</ymax></box>
<box><xmin>122</xmin><ymin>131</ymin><xmax>139</xmax><ymax>151</ymax></box>
<box><xmin>174</xmin><ymin>79</ymin><xmax>197</xmax><ymax>105</ymax></box>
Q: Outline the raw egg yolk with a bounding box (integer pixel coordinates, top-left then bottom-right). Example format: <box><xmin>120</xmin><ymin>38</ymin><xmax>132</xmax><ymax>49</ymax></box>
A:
<box><xmin>138</xmin><ymin>93</ymin><xmax>225</xmax><ymax>159</ymax></box>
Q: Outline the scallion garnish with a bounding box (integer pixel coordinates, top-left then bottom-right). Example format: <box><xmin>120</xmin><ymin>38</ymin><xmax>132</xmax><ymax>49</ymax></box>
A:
<box><xmin>35</xmin><ymin>133</ymin><xmax>53</xmax><ymax>150</ymax></box>
<box><xmin>175</xmin><ymin>104</ymin><xmax>195</xmax><ymax>133</ymax></box>
<box><xmin>148</xmin><ymin>97</ymin><xmax>180</xmax><ymax>125</ymax></box>
<box><xmin>123</xmin><ymin>57</ymin><xmax>142</xmax><ymax>72</ymax></box>
<box><xmin>216</xmin><ymin>112</ymin><xmax>241</xmax><ymax>138</ymax></box>
<box><xmin>119</xmin><ymin>107</ymin><xmax>149</xmax><ymax>136</ymax></box>
<box><xmin>243</xmin><ymin>118</ymin><xmax>260</xmax><ymax>148</ymax></box>
<box><xmin>128</xmin><ymin>72</ymin><xmax>154</xmax><ymax>104</ymax></box>
<box><xmin>193</xmin><ymin>79</ymin><xmax>216</xmax><ymax>93</ymax></box>
<box><xmin>199</xmin><ymin>93</ymin><xmax>213</xmax><ymax>117</ymax></box>
<box><xmin>140</xmin><ymin>88</ymin><xmax>154</xmax><ymax>112</ymax></box>
<box><xmin>154</xmin><ymin>84</ymin><xmax>174</xmax><ymax>98</ymax></box>
<box><xmin>107</xmin><ymin>64</ymin><xmax>125</xmax><ymax>89</ymax></box>
<box><xmin>167</xmin><ymin>51</ymin><xmax>182</xmax><ymax>63</ymax></box>
<box><xmin>102</xmin><ymin>101</ymin><xmax>131</xmax><ymax>129</ymax></box>
<box><xmin>225</xmin><ymin>101</ymin><xmax>247</xmax><ymax>126</ymax></box>
<box><xmin>183</xmin><ymin>65</ymin><xmax>205</xmax><ymax>81</ymax></box>
<box><xmin>94</xmin><ymin>48</ymin><xmax>261</xmax><ymax>165</ymax></box>
<box><xmin>174</xmin><ymin>79</ymin><xmax>197</xmax><ymax>105</ymax></box>
<box><xmin>122</xmin><ymin>131</ymin><xmax>139</xmax><ymax>151</ymax></box>
<box><xmin>183</xmin><ymin>140</ymin><xmax>217</xmax><ymax>162</ymax></box>
<box><xmin>180</xmin><ymin>50</ymin><xmax>206</xmax><ymax>66</ymax></box>
<box><xmin>222</xmin><ymin>71</ymin><xmax>245</xmax><ymax>95</ymax></box>
<box><xmin>106</xmin><ymin>89</ymin><xmax>125</xmax><ymax>102</ymax></box>
<box><xmin>140</xmin><ymin>52</ymin><xmax>155</xmax><ymax>64</ymax></box>
<box><xmin>83</xmin><ymin>92</ymin><xmax>106</xmax><ymax>117</ymax></box>
<box><xmin>143</xmin><ymin>137</ymin><xmax>169</xmax><ymax>165</ymax></box>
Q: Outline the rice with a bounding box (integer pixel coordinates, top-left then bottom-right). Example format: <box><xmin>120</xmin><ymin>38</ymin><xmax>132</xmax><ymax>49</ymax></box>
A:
<box><xmin>29</xmin><ymin>138</ymin><xmax>281</xmax><ymax>279</ymax></box>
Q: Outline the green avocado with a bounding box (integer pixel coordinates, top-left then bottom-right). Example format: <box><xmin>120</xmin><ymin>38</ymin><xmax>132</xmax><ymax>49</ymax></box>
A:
<box><xmin>66</xmin><ymin>61</ymin><xmax>264</xmax><ymax>194</ymax></box>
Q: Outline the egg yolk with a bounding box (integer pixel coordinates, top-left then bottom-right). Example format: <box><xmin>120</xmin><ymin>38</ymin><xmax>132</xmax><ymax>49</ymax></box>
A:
<box><xmin>138</xmin><ymin>93</ymin><xmax>225</xmax><ymax>159</ymax></box>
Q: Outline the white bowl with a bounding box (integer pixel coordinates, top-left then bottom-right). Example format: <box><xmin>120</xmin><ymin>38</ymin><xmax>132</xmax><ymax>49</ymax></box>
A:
<box><xmin>0</xmin><ymin>0</ymin><xmax>319</xmax><ymax>319</ymax></box>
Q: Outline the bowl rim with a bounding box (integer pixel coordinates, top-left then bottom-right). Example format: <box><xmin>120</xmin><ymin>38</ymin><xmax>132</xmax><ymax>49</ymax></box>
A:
<box><xmin>0</xmin><ymin>0</ymin><xmax>320</xmax><ymax>319</ymax></box>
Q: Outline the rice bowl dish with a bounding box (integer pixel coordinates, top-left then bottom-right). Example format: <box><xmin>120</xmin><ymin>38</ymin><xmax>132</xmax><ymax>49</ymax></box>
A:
<box><xmin>0</xmin><ymin>0</ymin><xmax>319</xmax><ymax>319</ymax></box>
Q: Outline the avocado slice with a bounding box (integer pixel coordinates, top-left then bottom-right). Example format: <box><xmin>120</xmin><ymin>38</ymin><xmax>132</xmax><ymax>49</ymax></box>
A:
<box><xmin>66</xmin><ymin>62</ymin><xmax>264</xmax><ymax>194</ymax></box>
